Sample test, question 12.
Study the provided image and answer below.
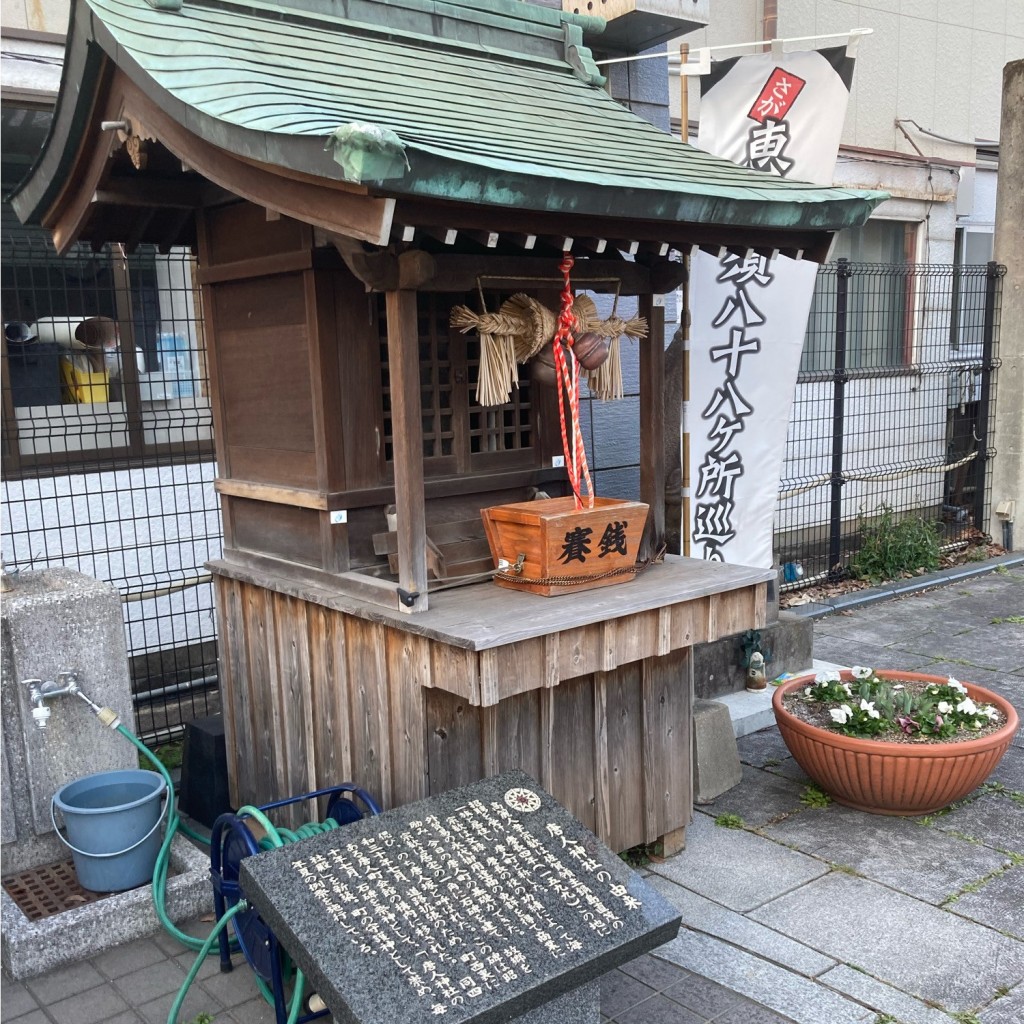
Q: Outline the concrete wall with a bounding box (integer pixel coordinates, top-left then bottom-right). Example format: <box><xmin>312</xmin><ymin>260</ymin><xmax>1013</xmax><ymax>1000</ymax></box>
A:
<box><xmin>990</xmin><ymin>59</ymin><xmax>1024</xmax><ymax>548</ymax></box>
<box><xmin>1</xmin><ymin>569</ymin><xmax>139</xmax><ymax>875</ymax></box>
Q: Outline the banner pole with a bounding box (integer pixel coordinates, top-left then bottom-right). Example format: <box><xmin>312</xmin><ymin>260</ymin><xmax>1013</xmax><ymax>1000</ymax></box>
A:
<box><xmin>679</xmin><ymin>43</ymin><xmax>690</xmax><ymax>143</ymax></box>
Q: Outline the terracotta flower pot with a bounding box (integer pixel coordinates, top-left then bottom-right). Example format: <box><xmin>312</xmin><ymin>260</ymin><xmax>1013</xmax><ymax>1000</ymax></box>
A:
<box><xmin>772</xmin><ymin>670</ymin><xmax>1019</xmax><ymax>816</ymax></box>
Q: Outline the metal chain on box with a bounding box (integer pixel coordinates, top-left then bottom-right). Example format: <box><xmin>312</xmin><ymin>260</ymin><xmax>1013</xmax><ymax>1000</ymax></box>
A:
<box><xmin>493</xmin><ymin>546</ymin><xmax>666</xmax><ymax>587</ymax></box>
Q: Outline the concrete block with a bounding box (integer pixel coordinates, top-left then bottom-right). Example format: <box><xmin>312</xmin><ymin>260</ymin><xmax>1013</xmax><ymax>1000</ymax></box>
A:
<box><xmin>2</xmin><ymin>568</ymin><xmax>137</xmax><ymax>875</ymax></box>
<box><xmin>693</xmin><ymin>612</ymin><xmax>813</xmax><ymax>700</ymax></box>
<box><xmin>692</xmin><ymin>700</ymin><xmax>742</xmax><ymax>803</ymax></box>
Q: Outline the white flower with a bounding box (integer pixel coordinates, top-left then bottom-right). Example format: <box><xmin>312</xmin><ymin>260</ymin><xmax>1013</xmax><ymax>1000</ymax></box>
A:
<box><xmin>937</xmin><ymin>701</ymin><xmax>954</xmax><ymax>715</ymax></box>
<box><xmin>830</xmin><ymin>705</ymin><xmax>853</xmax><ymax>725</ymax></box>
<box><xmin>804</xmin><ymin>687</ymin><xmax>813</xmax><ymax>696</ymax></box>
<box><xmin>983</xmin><ymin>705</ymin><xmax>999</xmax><ymax>720</ymax></box>
<box><xmin>859</xmin><ymin>699</ymin><xmax>881</xmax><ymax>720</ymax></box>
<box><xmin>852</xmin><ymin>666</ymin><xmax>873</xmax><ymax>679</ymax></box>
<box><xmin>947</xmin><ymin>677</ymin><xmax>968</xmax><ymax>694</ymax></box>
<box><xmin>956</xmin><ymin>698</ymin><xmax>978</xmax><ymax>715</ymax></box>
<box><xmin>816</xmin><ymin>670</ymin><xmax>841</xmax><ymax>684</ymax></box>
<box><xmin>842</xmin><ymin>682</ymin><xmax>853</xmax><ymax>696</ymax></box>
<box><xmin>893</xmin><ymin>684</ymin><xmax>904</xmax><ymax>691</ymax></box>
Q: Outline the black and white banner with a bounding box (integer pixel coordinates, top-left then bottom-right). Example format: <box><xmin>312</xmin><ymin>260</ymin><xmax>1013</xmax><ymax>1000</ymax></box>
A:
<box><xmin>687</xmin><ymin>47</ymin><xmax>856</xmax><ymax>568</ymax></box>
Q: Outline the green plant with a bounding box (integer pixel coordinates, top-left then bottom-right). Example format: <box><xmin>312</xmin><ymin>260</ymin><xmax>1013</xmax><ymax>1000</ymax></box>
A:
<box><xmin>991</xmin><ymin>615</ymin><xmax>1024</xmax><ymax>624</ymax></box>
<box><xmin>850</xmin><ymin>503</ymin><xmax>941</xmax><ymax>583</ymax></box>
<box><xmin>800</xmin><ymin>784</ymin><xmax>831</xmax><ymax>808</ymax></box>
<box><xmin>872</xmin><ymin>1014</ymin><xmax>899</xmax><ymax>1024</ymax></box>
<box><xmin>797</xmin><ymin>668</ymin><xmax>1001</xmax><ymax>741</ymax></box>
<box><xmin>140</xmin><ymin>739</ymin><xmax>184</xmax><ymax>773</ymax></box>
<box><xmin>188</xmin><ymin>1015</ymin><xmax>214</xmax><ymax>1024</ymax></box>
<box><xmin>714</xmin><ymin>812</ymin><xmax>746</xmax><ymax>829</ymax></box>
<box><xmin>951</xmin><ymin>1011</ymin><xmax>982</xmax><ymax>1024</ymax></box>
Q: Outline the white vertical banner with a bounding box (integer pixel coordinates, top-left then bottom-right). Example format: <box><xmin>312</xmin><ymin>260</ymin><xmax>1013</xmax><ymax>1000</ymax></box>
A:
<box><xmin>687</xmin><ymin>47</ymin><xmax>856</xmax><ymax>567</ymax></box>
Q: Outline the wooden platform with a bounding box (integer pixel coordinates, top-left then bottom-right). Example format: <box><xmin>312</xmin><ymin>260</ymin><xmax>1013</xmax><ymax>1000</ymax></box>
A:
<box><xmin>211</xmin><ymin>556</ymin><xmax>771</xmax><ymax>853</ymax></box>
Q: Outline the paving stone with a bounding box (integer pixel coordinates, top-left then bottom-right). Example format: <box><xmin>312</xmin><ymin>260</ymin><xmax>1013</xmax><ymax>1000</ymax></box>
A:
<box><xmin>979</xmin><ymin>982</ymin><xmax>1024</xmax><ymax>1023</ymax></box>
<box><xmin>812</xmin><ymin>606</ymin><xmax>938</xmax><ymax>647</ymax></box>
<box><xmin>988</xmin><ymin>743</ymin><xmax>1024</xmax><ymax>791</ymax></box>
<box><xmin>736</xmin><ymin>727</ymin><xmax>793</xmax><ymax>767</ymax></box>
<box><xmin>659</xmin><ymin>966</ymin><xmax>744</xmax><ymax>1018</ymax></box>
<box><xmin>1</xmin><ymin>1012</ymin><xmax>48</xmax><ymax>1024</ymax></box>
<box><xmin>654</xmin><ymin>928</ymin><xmax>873</xmax><ymax>1024</ymax></box>
<box><xmin>25</xmin><ymin>960</ymin><xmax>105</xmax><ymax>1003</ymax></box>
<box><xmin>749</xmin><ymin>873</ymin><xmax>1024</xmax><ymax>1012</ymax></box>
<box><xmin>809</xmin><ymin>635</ymin><xmax>935</xmax><ymax>673</ymax></box>
<box><xmin>902</xmin><ymin>624</ymin><xmax>1024</xmax><ymax>674</ymax></box>
<box><xmin>48</xmin><ymin>984</ymin><xmax>131</xmax><ymax>1024</ymax></box>
<box><xmin>818</xmin><ymin>964</ymin><xmax>959</xmax><ymax>1024</ymax></box>
<box><xmin>762</xmin><ymin>803</ymin><xmax>1011</xmax><ymax>904</ymax></box>
<box><xmin>948</xmin><ymin>864</ymin><xmax>1024</xmax><ymax>939</ymax></box>
<box><xmin>598</xmin><ymin>969</ymin><xmax>656</xmax><ymax>1019</ymax></box>
<box><xmin>697</xmin><ymin>765</ymin><xmax>808</xmax><ymax>827</ymax></box>
<box><xmin>648</xmin><ymin>811</ymin><xmax>828</xmax><ymax>912</ymax></box>
<box><xmin>0</xmin><ymin>982</ymin><xmax>37</xmax><ymax>1021</ymax></box>
<box><xmin>112</xmin><ymin>959</ymin><xmax>189</xmax><ymax>1003</ymax></box>
<box><xmin>220</xmin><ymin>995</ymin><xmax>278</xmax><ymax>1024</ymax></box>
<box><xmin>646</xmin><ymin>875</ymin><xmax>836</xmax><ymax>977</ymax></box>
<box><xmin>173</xmin><ymin>949</ymin><xmax>224</xmax><ymax>983</ymax></box>
<box><xmin>616</xmin><ymin>953</ymin><xmax>692</xmax><ymax>992</ymax></box>
<box><xmin>713</xmin><ymin>1000</ymin><xmax>801</xmax><ymax>1024</ymax></box>
<box><xmin>933</xmin><ymin>793</ymin><xmax>1024</xmax><ymax>855</ymax></box>
<box><xmin>137</xmin><ymin>985</ymin><xmax>221</xmax><ymax>1024</ymax></box>
<box><xmin>93</xmin><ymin>938</ymin><xmax>168</xmax><ymax>980</ymax></box>
<box><xmin>197</xmin><ymin>959</ymin><xmax>266</xmax><ymax>1008</ymax></box>
<box><xmin>614</xmin><ymin>992</ymin><xmax>704</xmax><ymax>1024</ymax></box>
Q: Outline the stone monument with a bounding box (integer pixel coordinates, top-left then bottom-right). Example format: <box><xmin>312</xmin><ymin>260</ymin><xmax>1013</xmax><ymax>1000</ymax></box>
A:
<box><xmin>241</xmin><ymin>770</ymin><xmax>683</xmax><ymax>1023</ymax></box>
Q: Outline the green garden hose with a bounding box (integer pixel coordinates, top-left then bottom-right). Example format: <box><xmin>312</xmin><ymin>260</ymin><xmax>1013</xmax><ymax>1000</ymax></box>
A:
<box><xmin>117</xmin><ymin>724</ymin><xmax>336</xmax><ymax>1023</ymax></box>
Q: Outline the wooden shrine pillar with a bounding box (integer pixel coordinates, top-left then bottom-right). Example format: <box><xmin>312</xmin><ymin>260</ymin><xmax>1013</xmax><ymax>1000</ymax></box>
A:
<box><xmin>639</xmin><ymin>297</ymin><xmax>666</xmax><ymax>554</ymax></box>
<box><xmin>385</xmin><ymin>289</ymin><xmax>429</xmax><ymax>612</ymax></box>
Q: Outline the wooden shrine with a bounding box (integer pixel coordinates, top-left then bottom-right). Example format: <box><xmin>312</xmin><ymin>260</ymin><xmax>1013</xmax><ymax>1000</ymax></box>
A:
<box><xmin>12</xmin><ymin>0</ymin><xmax>884</xmax><ymax>851</ymax></box>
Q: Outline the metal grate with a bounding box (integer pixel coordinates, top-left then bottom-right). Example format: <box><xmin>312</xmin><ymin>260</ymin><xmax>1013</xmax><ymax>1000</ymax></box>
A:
<box><xmin>775</xmin><ymin>261</ymin><xmax>1002</xmax><ymax>586</ymax></box>
<box><xmin>2</xmin><ymin>217</ymin><xmax>222</xmax><ymax>745</ymax></box>
<box><xmin>2</xmin><ymin>860</ymin><xmax>111</xmax><ymax>920</ymax></box>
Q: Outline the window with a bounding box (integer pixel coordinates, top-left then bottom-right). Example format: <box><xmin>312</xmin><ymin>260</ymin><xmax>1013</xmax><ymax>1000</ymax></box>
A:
<box><xmin>2</xmin><ymin>104</ymin><xmax>211</xmax><ymax>473</ymax></box>
<box><xmin>801</xmin><ymin>220</ymin><xmax>918</xmax><ymax>372</ymax></box>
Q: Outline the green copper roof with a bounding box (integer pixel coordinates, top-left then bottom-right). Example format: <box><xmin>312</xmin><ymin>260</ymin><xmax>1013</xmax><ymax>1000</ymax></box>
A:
<box><xmin>13</xmin><ymin>0</ymin><xmax>886</xmax><ymax>234</ymax></box>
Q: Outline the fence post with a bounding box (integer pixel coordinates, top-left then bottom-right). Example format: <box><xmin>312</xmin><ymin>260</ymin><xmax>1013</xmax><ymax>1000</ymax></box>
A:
<box><xmin>828</xmin><ymin>259</ymin><xmax>850</xmax><ymax>580</ymax></box>
<box><xmin>972</xmin><ymin>261</ymin><xmax>999</xmax><ymax>532</ymax></box>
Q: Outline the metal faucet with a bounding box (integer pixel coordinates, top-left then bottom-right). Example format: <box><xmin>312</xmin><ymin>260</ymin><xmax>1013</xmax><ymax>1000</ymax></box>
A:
<box><xmin>23</xmin><ymin>671</ymin><xmax>82</xmax><ymax>729</ymax></box>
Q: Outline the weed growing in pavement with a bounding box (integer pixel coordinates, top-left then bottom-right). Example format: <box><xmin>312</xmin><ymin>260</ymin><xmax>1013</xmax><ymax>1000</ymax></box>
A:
<box><xmin>714</xmin><ymin>813</ymin><xmax>745</xmax><ymax>829</ymax></box>
<box><xmin>800</xmin><ymin>784</ymin><xmax>831</xmax><ymax>808</ymax></box>
<box><xmin>991</xmin><ymin>615</ymin><xmax>1024</xmax><ymax>624</ymax></box>
<box><xmin>951</xmin><ymin>1012</ymin><xmax>982</xmax><ymax>1024</ymax></box>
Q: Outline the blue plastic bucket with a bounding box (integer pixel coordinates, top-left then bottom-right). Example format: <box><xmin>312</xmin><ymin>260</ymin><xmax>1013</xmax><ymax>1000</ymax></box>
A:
<box><xmin>51</xmin><ymin>769</ymin><xmax>167</xmax><ymax>892</ymax></box>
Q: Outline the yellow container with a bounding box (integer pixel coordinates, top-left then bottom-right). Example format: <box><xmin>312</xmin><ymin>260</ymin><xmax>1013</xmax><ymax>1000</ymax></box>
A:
<box><xmin>60</xmin><ymin>356</ymin><xmax>109</xmax><ymax>403</ymax></box>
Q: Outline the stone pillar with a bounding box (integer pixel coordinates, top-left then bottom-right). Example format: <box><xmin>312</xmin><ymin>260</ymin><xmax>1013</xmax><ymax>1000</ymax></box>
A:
<box><xmin>990</xmin><ymin>59</ymin><xmax>1024</xmax><ymax>549</ymax></box>
<box><xmin>1</xmin><ymin>568</ymin><xmax>138</xmax><ymax>875</ymax></box>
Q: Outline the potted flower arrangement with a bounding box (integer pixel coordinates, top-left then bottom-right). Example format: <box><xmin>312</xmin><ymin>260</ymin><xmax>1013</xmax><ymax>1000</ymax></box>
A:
<box><xmin>772</xmin><ymin>668</ymin><xmax>1019</xmax><ymax>816</ymax></box>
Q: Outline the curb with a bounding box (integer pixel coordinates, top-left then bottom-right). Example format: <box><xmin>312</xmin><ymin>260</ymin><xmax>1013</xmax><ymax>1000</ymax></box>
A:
<box><xmin>784</xmin><ymin>552</ymin><xmax>1024</xmax><ymax>621</ymax></box>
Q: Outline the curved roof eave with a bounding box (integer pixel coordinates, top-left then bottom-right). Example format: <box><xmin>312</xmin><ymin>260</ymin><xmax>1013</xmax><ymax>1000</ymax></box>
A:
<box><xmin>11</xmin><ymin>0</ymin><xmax>888</xmax><ymax>239</ymax></box>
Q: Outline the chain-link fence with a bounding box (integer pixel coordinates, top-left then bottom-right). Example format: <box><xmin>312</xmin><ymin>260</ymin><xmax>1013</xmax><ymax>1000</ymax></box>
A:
<box><xmin>2</xmin><ymin>226</ymin><xmax>220</xmax><ymax>744</ymax></box>
<box><xmin>775</xmin><ymin>260</ymin><xmax>1002</xmax><ymax>588</ymax></box>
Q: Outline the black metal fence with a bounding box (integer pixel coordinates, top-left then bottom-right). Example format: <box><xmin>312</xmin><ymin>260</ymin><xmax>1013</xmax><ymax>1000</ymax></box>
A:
<box><xmin>2</xmin><ymin>225</ymin><xmax>220</xmax><ymax>744</ymax></box>
<box><xmin>775</xmin><ymin>260</ymin><xmax>1002</xmax><ymax>587</ymax></box>
<box><xmin>1</xmin><ymin>240</ymin><xmax>1005</xmax><ymax>738</ymax></box>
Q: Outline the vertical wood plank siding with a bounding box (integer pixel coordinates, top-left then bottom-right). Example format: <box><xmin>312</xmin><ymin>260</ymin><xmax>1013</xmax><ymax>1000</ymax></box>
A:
<box><xmin>215</xmin><ymin>577</ymin><xmax>762</xmax><ymax>851</ymax></box>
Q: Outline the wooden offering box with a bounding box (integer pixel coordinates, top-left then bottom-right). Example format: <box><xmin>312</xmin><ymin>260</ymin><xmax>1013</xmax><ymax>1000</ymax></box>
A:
<box><xmin>482</xmin><ymin>496</ymin><xmax>649</xmax><ymax>596</ymax></box>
